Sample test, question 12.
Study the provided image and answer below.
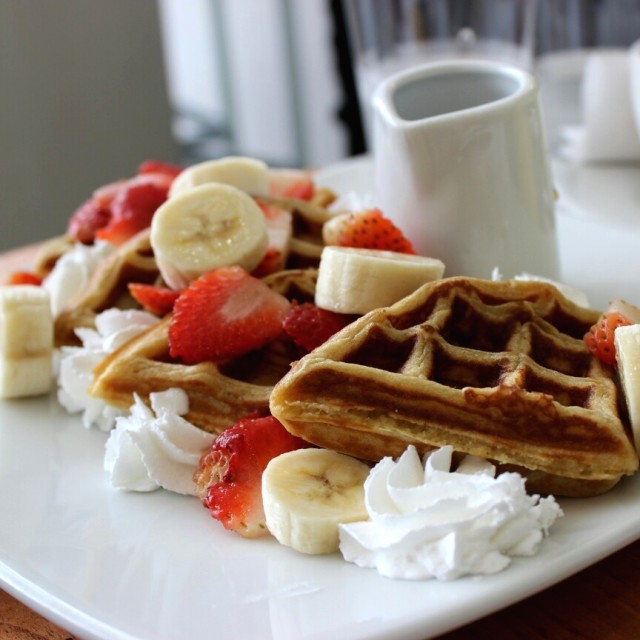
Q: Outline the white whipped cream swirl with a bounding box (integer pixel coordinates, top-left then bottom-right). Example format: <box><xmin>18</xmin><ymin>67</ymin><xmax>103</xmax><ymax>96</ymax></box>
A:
<box><xmin>339</xmin><ymin>445</ymin><xmax>562</xmax><ymax>580</ymax></box>
<box><xmin>104</xmin><ymin>388</ymin><xmax>214</xmax><ymax>495</ymax></box>
<box><xmin>57</xmin><ymin>308</ymin><xmax>158</xmax><ymax>430</ymax></box>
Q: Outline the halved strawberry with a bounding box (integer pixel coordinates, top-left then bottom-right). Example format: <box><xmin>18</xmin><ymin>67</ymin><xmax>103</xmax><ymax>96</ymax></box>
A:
<box><xmin>7</xmin><ymin>271</ymin><xmax>42</xmax><ymax>286</ymax></box>
<box><xmin>169</xmin><ymin>266</ymin><xmax>291</xmax><ymax>364</ymax></box>
<box><xmin>67</xmin><ymin>197</ymin><xmax>112</xmax><ymax>244</ymax></box>
<box><xmin>283</xmin><ymin>302</ymin><xmax>354</xmax><ymax>352</ymax></box>
<box><xmin>128</xmin><ymin>283</ymin><xmax>180</xmax><ymax>316</ymax></box>
<box><xmin>584</xmin><ymin>300</ymin><xmax>640</xmax><ymax>366</ymax></box>
<box><xmin>193</xmin><ymin>415</ymin><xmax>309</xmax><ymax>537</ymax></box>
<box><xmin>584</xmin><ymin>311</ymin><xmax>631</xmax><ymax>366</ymax></box>
<box><xmin>280</xmin><ymin>177</ymin><xmax>315</xmax><ymax>201</ymax></box>
<box><xmin>96</xmin><ymin>177</ymin><xmax>169</xmax><ymax>245</ymax></box>
<box><xmin>324</xmin><ymin>208</ymin><xmax>415</xmax><ymax>254</ymax></box>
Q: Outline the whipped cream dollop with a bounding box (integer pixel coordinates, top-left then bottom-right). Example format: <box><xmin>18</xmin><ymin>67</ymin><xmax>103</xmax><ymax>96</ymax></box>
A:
<box><xmin>104</xmin><ymin>388</ymin><xmax>214</xmax><ymax>495</ymax></box>
<box><xmin>339</xmin><ymin>445</ymin><xmax>562</xmax><ymax>581</ymax></box>
<box><xmin>43</xmin><ymin>240</ymin><xmax>114</xmax><ymax>316</ymax></box>
<box><xmin>57</xmin><ymin>308</ymin><xmax>158</xmax><ymax>430</ymax></box>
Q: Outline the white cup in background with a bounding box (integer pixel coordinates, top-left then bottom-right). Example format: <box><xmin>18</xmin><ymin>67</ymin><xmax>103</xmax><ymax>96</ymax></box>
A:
<box><xmin>372</xmin><ymin>60</ymin><xmax>559</xmax><ymax>279</ymax></box>
<box><xmin>343</xmin><ymin>0</ymin><xmax>536</xmax><ymax>149</ymax></box>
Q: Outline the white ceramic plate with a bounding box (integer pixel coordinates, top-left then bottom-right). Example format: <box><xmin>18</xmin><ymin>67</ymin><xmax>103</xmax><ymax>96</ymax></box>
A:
<box><xmin>2</xmin><ymin>158</ymin><xmax>640</xmax><ymax>640</ymax></box>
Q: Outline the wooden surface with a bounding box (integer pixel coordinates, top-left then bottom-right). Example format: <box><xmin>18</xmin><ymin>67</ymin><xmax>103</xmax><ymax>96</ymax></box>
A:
<box><xmin>2</xmin><ymin>245</ymin><xmax>640</xmax><ymax>639</ymax></box>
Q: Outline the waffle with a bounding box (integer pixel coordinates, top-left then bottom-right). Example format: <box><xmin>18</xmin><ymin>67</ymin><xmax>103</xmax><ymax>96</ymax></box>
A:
<box><xmin>270</xmin><ymin>276</ymin><xmax>639</xmax><ymax>497</ymax></box>
<box><xmin>89</xmin><ymin>268</ymin><xmax>317</xmax><ymax>434</ymax></box>
<box><xmin>54</xmin><ymin>229</ymin><xmax>159</xmax><ymax>346</ymax></box>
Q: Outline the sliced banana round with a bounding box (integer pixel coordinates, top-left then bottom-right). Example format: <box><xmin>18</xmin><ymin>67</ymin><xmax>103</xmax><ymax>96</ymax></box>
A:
<box><xmin>262</xmin><ymin>448</ymin><xmax>370</xmax><ymax>555</ymax></box>
<box><xmin>0</xmin><ymin>285</ymin><xmax>53</xmax><ymax>398</ymax></box>
<box><xmin>169</xmin><ymin>156</ymin><xmax>270</xmax><ymax>198</ymax></box>
<box><xmin>150</xmin><ymin>183</ymin><xmax>268</xmax><ymax>290</ymax></box>
<box><xmin>315</xmin><ymin>246</ymin><xmax>445</xmax><ymax>315</ymax></box>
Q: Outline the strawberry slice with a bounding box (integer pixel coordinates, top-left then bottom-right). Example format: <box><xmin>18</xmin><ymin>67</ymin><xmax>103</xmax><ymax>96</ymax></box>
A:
<box><xmin>128</xmin><ymin>283</ymin><xmax>180</xmax><ymax>316</ymax></box>
<box><xmin>6</xmin><ymin>271</ymin><xmax>42</xmax><ymax>286</ymax></box>
<box><xmin>169</xmin><ymin>266</ymin><xmax>291</xmax><ymax>364</ymax></box>
<box><xmin>280</xmin><ymin>177</ymin><xmax>315</xmax><ymax>201</ymax></box>
<box><xmin>96</xmin><ymin>176</ymin><xmax>170</xmax><ymax>245</ymax></box>
<box><xmin>283</xmin><ymin>302</ymin><xmax>354</xmax><ymax>352</ymax></box>
<box><xmin>193</xmin><ymin>415</ymin><xmax>309</xmax><ymax>537</ymax></box>
<box><xmin>67</xmin><ymin>197</ymin><xmax>113</xmax><ymax>244</ymax></box>
<box><xmin>324</xmin><ymin>208</ymin><xmax>416</xmax><ymax>254</ymax></box>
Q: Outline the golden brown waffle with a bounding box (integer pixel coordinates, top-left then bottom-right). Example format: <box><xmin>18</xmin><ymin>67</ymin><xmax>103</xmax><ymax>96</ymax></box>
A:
<box><xmin>54</xmin><ymin>229</ymin><xmax>159</xmax><ymax>346</ymax></box>
<box><xmin>89</xmin><ymin>268</ymin><xmax>317</xmax><ymax>435</ymax></box>
<box><xmin>270</xmin><ymin>276</ymin><xmax>639</xmax><ymax>497</ymax></box>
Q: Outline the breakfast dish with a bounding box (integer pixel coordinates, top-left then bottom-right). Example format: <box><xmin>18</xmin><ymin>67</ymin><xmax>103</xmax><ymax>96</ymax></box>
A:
<box><xmin>271</xmin><ymin>276</ymin><xmax>638</xmax><ymax>497</ymax></box>
<box><xmin>2</xmin><ymin>156</ymin><xmax>640</xmax><ymax>639</ymax></box>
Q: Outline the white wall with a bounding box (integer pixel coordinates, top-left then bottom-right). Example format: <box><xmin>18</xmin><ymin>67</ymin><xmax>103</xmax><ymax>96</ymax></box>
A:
<box><xmin>0</xmin><ymin>0</ymin><xmax>178</xmax><ymax>253</ymax></box>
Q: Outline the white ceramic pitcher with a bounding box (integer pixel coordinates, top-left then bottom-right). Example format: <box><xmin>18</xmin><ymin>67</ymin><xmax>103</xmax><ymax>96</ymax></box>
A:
<box><xmin>372</xmin><ymin>60</ymin><xmax>560</xmax><ymax>279</ymax></box>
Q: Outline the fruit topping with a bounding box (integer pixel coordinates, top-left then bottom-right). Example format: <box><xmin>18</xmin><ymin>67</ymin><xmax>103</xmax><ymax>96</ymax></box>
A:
<box><xmin>168</xmin><ymin>266</ymin><xmax>290</xmax><ymax>364</ymax></box>
<box><xmin>150</xmin><ymin>183</ymin><xmax>269</xmax><ymax>290</ymax></box>
<box><xmin>169</xmin><ymin>156</ymin><xmax>269</xmax><ymax>198</ymax></box>
<box><xmin>95</xmin><ymin>176</ymin><xmax>171</xmax><ymax>246</ymax></box>
<box><xmin>278</xmin><ymin>176</ymin><xmax>315</xmax><ymax>201</ymax></box>
<box><xmin>67</xmin><ymin>161</ymin><xmax>179</xmax><ymax>245</ymax></box>
<box><xmin>261</xmin><ymin>448</ymin><xmax>370</xmax><ymax>554</ymax></box>
<box><xmin>282</xmin><ymin>302</ymin><xmax>353</xmax><ymax>352</ymax></box>
<box><xmin>323</xmin><ymin>208</ymin><xmax>416</xmax><ymax>254</ymax></box>
<box><xmin>128</xmin><ymin>283</ymin><xmax>180</xmax><ymax>317</ymax></box>
<box><xmin>193</xmin><ymin>414</ymin><xmax>309</xmax><ymax>538</ymax></box>
<box><xmin>137</xmin><ymin>159</ymin><xmax>183</xmax><ymax>179</ymax></box>
<box><xmin>6</xmin><ymin>271</ymin><xmax>43</xmax><ymax>286</ymax></box>
<box><xmin>67</xmin><ymin>197</ymin><xmax>113</xmax><ymax>244</ymax></box>
<box><xmin>584</xmin><ymin>300</ymin><xmax>640</xmax><ymax>366</ymax></box>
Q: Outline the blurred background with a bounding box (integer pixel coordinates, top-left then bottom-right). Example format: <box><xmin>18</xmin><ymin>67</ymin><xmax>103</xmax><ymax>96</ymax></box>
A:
<box><xmin>2</xmin><ymin>0</ymin><xmax>639</xmax><ymax>252</ymax></box>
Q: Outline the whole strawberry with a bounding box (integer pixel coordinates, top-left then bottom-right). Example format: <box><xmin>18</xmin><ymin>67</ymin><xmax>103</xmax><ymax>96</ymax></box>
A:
<box><xmin>193</xmin><ymin>415</ymin><xmax>309</xmax><ymax>537</ymax></box>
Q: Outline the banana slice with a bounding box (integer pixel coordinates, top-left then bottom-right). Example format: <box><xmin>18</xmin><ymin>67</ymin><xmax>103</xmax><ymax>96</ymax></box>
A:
<box><xmin>262</xmin><ymin>448</ymin><xmax>370</xmax><ymax>555</ymax></box>
<box><xmin>150</xmin><ymin>183</ymin><xmax>269</xmax><ymax>290</ymax></box>
<box><xmin>0</xmin><ymin>286</ymin><xmax>53</xmax><ymax>398</ymax></box>
<box><xmin>169</xmin><ymin>156</ymin><xmax>269</xmax><ymax>198</ymax></box>
<box><xmin>615</xmin><ymin>324</ymin><xmax>640</xmax><ymax>453</ymax></box>
<box><xmin>315</xmin><ymin>246</ymin><xmax>445</xmax><ymax>315</ymax></box>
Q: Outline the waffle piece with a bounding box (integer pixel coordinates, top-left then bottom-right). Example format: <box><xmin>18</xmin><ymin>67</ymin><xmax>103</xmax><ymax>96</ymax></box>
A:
<box><xmin>89</xmin><ymin>268</ymin><xmax>317</xmax><ymax>434</ymax></box>
<box><xmin>54</xmin><ymin>229</ymin><xmax>159</xmax><ymax>346</ymax></box>
<box><xmin>270</xmin><ymin>276</ymin><xmax>639</xmax><ymax>497</ymax></box>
